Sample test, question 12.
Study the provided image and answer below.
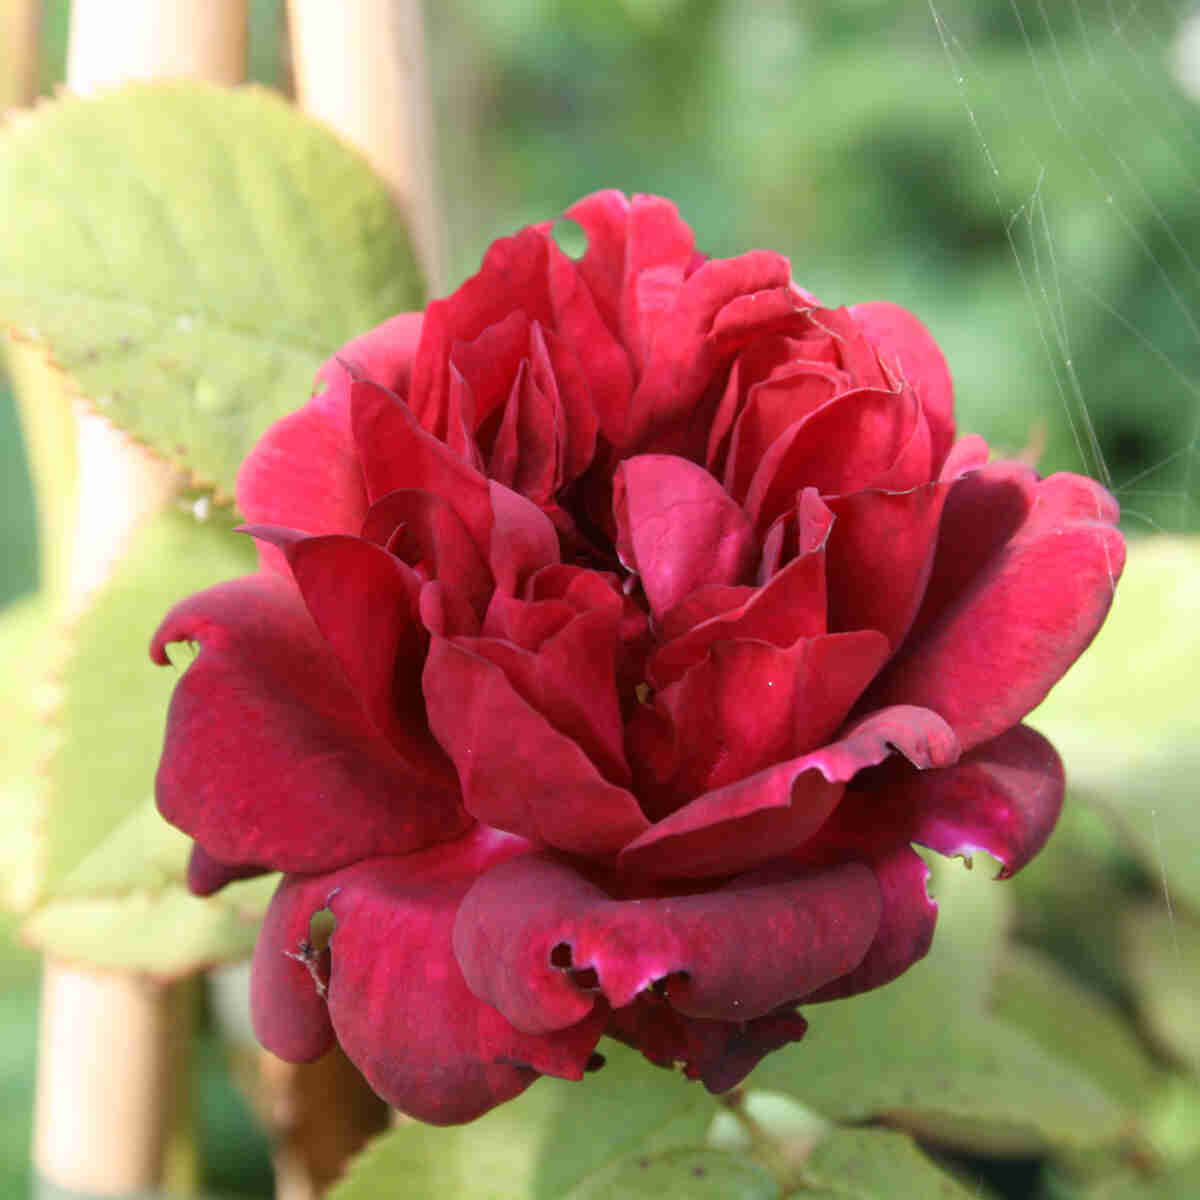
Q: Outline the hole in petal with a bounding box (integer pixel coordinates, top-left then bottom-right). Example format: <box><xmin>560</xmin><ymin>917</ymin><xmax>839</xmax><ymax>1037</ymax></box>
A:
<box><xmin>568</xmin><ymin>966</ymin><xmax>600</xmax><ymax>991</ymax></box>
<box><xmin>308</xmin><ymin>906</ymin><xmax>336</xmax><ymax>953</ymax></box>
<box><xmin>550</xmin><ymin>941</ymin><xmax>574</xmax><ymax>969</ymax></box>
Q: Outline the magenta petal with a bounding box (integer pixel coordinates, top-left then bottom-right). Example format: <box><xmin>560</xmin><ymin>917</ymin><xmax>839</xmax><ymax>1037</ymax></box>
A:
<box><xmin>799</xmin><ymin>845</ymin><xmax>937</xmax><ymax>1003</ymax></box>
<box><xmin>316</xmin><ymin>312</ymin><xmax>424</xmax><ymax>397</ymax></box>
<box><xmin>893</xmin><ymin>723</ymin><xmax>1065</xmax><ymax>878</ymax></box>
<box><xmin>614</xmin><ymin>455</ymin><xmax>756</xmax><ymax>620</ymax></box>
<box><xmin>235</xmin><ymin>384</ymin><xmax>366</xmax><ymax>575</ymax></box>
<box><xmin>851</xmin><ymin>301</ymin><xmax>955</xmax><ymax>468</ymax></box>
<box><xmin>867</xmin><ymin>469</ymin><xmax>1125</xmax><ymax>752</ymax></box>
<box><xmin>251</xmin><ymin>873</ymin><xmax>336</xmax><ymax>1063</ymax></box>
<box><xmin>151</xmin><ymin>574</ymin><xmax>466</xmax><ymax>873</ymax></box>
<box><xmin>423</xmin><ymin>638</ymin><xmax>649</xmax><ymax>856</ymax></box>
<box><xmin>453</xmin><ymin>854</ymin><xmax>880</xmax><ymax>1033</ymax></box>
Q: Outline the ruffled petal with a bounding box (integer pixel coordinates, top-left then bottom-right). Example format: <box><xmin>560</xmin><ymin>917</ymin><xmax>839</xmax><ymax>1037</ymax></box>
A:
<box><xmin>255</xmin><ymin>831</ymin><xmax>609</xmax><ymax>1125</ymax></box>
<box><xmin>798</xmin><ymin>845</ymin><xmax>937</xmax><ymax>1003</ymax></box>
<box><xmin>423</xmin><ymin>638</ymin><xmax>649</xmax><ymax>856</ymax></box>
<box><xmin>316</xmin><ymin>312</ymin><xmax>424</xmax><ymax>395</ymax></box>
<box><xmin>614</xmin><ymin>454</ymin><xmax>756</xmax><ymax>621</ymax></box>
<box><xmin>151</xmin><ymin>574</ymin><xmax>466</xmax><ymax>874</ymax></box>
<box><xmin>866</xmin><ymin>469</ymin><xmax>1125</xmax><ymax>751</ymax></box>
<box><xmin>619</xmin><ymin>695</ymin><xmax>943</xmax><ymax>881</ymax></box>
<box><xmin>486</xmin><ymin>480</ymin><xmax>560</xmax><ymax>596</ymax></box>
<box><xmin>453</xmin><ymin>853</ymin><xmax>880</xmax><ymax>1033</ymax></box>
<box><xmin>850</xmin><ymin>301</ymin><xmax>955</xmax><ymax>468</ymax></box>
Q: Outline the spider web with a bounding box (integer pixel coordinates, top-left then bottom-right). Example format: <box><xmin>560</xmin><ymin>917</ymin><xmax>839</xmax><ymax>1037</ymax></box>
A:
<box><xmin>928</xmin><ymin>0</ymin><xmax>1200</xmax><ymax>536</ymax></box>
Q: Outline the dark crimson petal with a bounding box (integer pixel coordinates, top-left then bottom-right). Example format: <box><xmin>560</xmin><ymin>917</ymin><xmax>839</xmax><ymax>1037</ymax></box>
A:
<box><xmin>324</xmin><ymin>837</ymin><xmax>609</xmax><ymax>1125</ymax></box>
<box><xmin>535</xmin><ymin>322</ymin><xmax>600</xmax><ymax>484</ymax></box>
<box><xmin>614</xmin><ymin>454</ymin><xmax>756</xmax><ymax>621</ymax></box>
<box><xmin>350</xmin><ymin>379</ymin><xmax>493</xmax><ymax>552</ymax></box>
<box><xmin>798</xmin><ymin>845</ymin><xmax>937</xmax><ymax>1004</ymax></box>
<box><xmin>453</xmin><ymin>853</ymin><xmax>880</xmax><ymax>1033</ymax></box>
<box><xmin>409</xmin><ymin>227</ymin><xmax>559</xmax><ymax>439</ymax></box>
<box><xmin>243</xmin><ymin>528</ymin><xmax>431</xmax><ymax>753</ymax></box>
<box><xmin>824</xmin><ymin>482</ymin><xmax>953</xmax><ymax>648</ymax></box>
<box><xmin>360</xmin><ymin>488</ymin><xmax>493</xmax><ymax>619</ymax></box>
<box><xmin>235</xmin><ymin>382</ymin><xmax>366</xmax><ymax>576</ymax></box>
<box><xmin>487</xmin><ymin>480</ymin><xmax>560</xmax><ymax>596</ymax></box>
<box><xmin>621</xmin><ymin>685</ymin><xmax>938</xmax><ymax>882</ymax></box>
<box><xmin>744</xmin><ymin>386</ymin><xmax>928</xmax><ymax>532</ymax></box>
<box><xmin>608</xmin><ymin>997</ymin><xmax>810</xmax><ymax>1094</ymax></box>
<box><xmin>723</xmin><ymin>361</ymin><xmax>843</xmax><ymax>502</ymax></box>
<box><xmin>151</xmin><ymin>574</ymin><xmax>466</xmax><ymax>873</ymax></box>
<box><xmin>851</xmin><ymin>301</ymin><xmax>955</xmax><ymax>468</ymax></box>
<box><xmin>626</xmin><ymin>251</ymin><xmax>796</xmax><ymax>447</ymax></box>
<box><xmin>251</xmin><ymin>873</ymin><xmax>336</xmax><ymax>1062</ymax></box>
<box><xmin>649</xmin><ymin>530</ymin><xmax>834</xmax><ymax>689</ymax></box>
<box><xmin>447</xmin><ymin>308</ymin><xmax>531</xmax><ymax>436</ymax></box>
<box><xmin>886</xmin><ymin>723</ymin><xmax>1065</xmax><ymax>879</ymax></box>
<box><xmin>187</xmin><ymin>843</ymin><xmax>268</xmax><ymax>897</ymax></box>
<box><xmin>487</xmin><ymin>358</ymin><xmax>560</xmax><ymax>503</ymax></box>
<box><xmin>866</xmin><ymin>470</ymin><xmax>1125</xmax><ymax>752</ymax></box>
<box><xmin>423</xmin><ymin>638</ymin><xmax>649</xmax><ymax>856</ymax></box>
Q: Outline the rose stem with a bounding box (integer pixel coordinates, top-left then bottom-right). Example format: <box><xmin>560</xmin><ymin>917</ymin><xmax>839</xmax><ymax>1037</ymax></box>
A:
<box><xmin>287</xmin><ymin>0</ymin><xmax>445</xmax><ymax>293</ymax></box>
<box><xmin>29</xmin><ymin>4</ymin><xmax>248</xmax><ymax>1196</ymax></box>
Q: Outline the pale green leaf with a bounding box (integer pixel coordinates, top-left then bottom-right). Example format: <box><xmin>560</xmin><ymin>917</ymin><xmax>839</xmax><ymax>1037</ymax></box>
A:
<box><xmin>0</xmin><ymin>592</ymin><xmax>57</xmax><ymax>910</ymax></box>
<box><xmin>562</xmin><ymin>1148</ymin><xmax>776</xmax><ymax>1200</ymax></box>
<box><xmin>1122</xmin><ymin>904</ymin><xmax>1200</xmax><ymax>1075</ymax></box>
<box><xmin>801</xmin><ymin>1128</ymin><xmax>978</xmax><ymax>1198</ymax></box>
<box><xmin>748</xmin><ymin>856</ymin><xmax>1129</xmax><ymax>1156</ymax></box>
<box><xmin>1029</xmin><ymin>537</ymin><xmax>1200</xmax><ymax>912</ymax></box>
<box><xmin>23</xmin><ymin>886</ymin><xmax>258</xmax><ymax>977</ymax></box>
<box><xmin>0</xmin><ymin>81</ymin><xmax>422</xmax><ymax>496</ymax></box>
<box><xmin>990</xmin><ymin>945</ymin><xmax>1164</xmax><ymax>1111</ymax></box>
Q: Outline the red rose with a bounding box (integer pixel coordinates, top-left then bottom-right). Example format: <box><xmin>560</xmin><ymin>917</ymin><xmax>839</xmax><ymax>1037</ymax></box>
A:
<box><xmin>151</xmin><ymin>191</ymin><xmax>1124</xmax><ymax>1124</ymax></box>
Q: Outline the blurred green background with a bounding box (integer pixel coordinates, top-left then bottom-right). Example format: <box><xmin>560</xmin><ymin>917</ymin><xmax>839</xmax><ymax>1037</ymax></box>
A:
<box><xmin>2</xmin><ymin>1</ymin><xmax>1197</xmax><ymax>1196</ymax></box>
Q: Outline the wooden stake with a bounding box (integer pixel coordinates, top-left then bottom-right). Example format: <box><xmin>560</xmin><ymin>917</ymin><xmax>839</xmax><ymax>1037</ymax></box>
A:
<box><xmin>287</xmin><ymin>0</ymin><xmax>444</xmax><ymax>292</ymax></box>
<box><xmin>31</xmin><ymin>4</ymin><xmax>249</xmax><ymax>1195</ymax></box>
<box><xmin>0</xmin><ymin>0</ymin><xmax>40</xmax><ymax>110</ymax></box>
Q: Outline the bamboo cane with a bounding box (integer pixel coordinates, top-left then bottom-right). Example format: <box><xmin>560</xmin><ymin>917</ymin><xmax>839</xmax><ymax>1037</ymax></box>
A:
<box><xmin>31</xmin><ymin>4</ymin><xmax>249</xmax><ymax>1195</ymax></box>
<box><xmin>287</xmin><ymin>0</ymin><xmax>444</xmax><ymax>292</ymax></box>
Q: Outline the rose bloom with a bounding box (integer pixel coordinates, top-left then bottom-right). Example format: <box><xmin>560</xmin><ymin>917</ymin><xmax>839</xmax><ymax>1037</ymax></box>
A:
<box><xmin>152</xmin><ymin>192</ymin><xmax>1123</xmax><ymax>1124</ymax></box>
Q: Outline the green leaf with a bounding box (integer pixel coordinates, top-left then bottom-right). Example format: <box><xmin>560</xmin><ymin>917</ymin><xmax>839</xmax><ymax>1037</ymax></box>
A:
<box><xmin>562</xmin><ymin>1149</ymin><xmax>776</xmax><ymax>1200</ymax></box>
<box><xmin>0</xmin><ymin>81</ymin><xmax>422</xmax><ymax>496</ymax></box>
<box><xmin>23</xmin><ymin>506</ymin><xmax>266</xmax><ymax>971</ymax></box>
<box><xmin>801</xmin><ymin>1128</ymin><xmax>979</xmax><ymax>1199</ymax></box>
<box><xmin>1122</xmin><ymin>904</ymin><xmax>1200</xmax><ymax>1076</ymax></box>
<box><xmin>329</xmin><ymin>1040</ymin><xmax>720</xmax><ymax>1200</ymax></box>
<box><xmin>0</xmin><ymin>592</ymin><xmax>59</xmax><ymax>910</ymax></box>
<box><xmin>748</xmin><ymin>855</ymin><xmax>1130</xmax><ymax>1156</ymax></box>
<box><xmin>990</xmin><ymin>945</ymin><xmax>1164</xmax><ymax>1112</ymax></box>
<box><xmin>1029</xmin><ymin>537</ymin><xmax>1200</xmax><ymax>913</ymax></box>
<box><xmin>22</xmin><ymin>886</ymin><xmax>259</xmax><ymax>977</ymax></box>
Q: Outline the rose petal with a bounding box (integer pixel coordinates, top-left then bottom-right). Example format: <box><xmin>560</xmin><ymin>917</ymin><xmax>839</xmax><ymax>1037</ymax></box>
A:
<box><xmin>350</xmin><ymin>380</ymin><xmax>494</xmax><ymax>552</ymax></box>
<box><xmin>614</xmin><ymin>454</ymin><xmax>756</xmax><ymax>621</ymax></box>
<box><xmin>424</xmin><ymin>638</ymin><xmax>649</xmax><ymax>856</ymax></box>
<box><xmin>256</xmin><ymin>830</ymin><xmax>609</xmax><ymax>1125</ymax></box>
<box><xmin>798</xmin><ymin>845</ymin><xmax>937</xmax><ymax>1003</ymax></box>
<box><xmin>866</xmin><ymin>469</ymin><xmax>1125</xmax><ymax>751</ymax></box>
<box><xmin>608</xmin><ymin>998</ymin><xmax>810</xmax><ymax>1093</ymax></box>
<box><xmin>486</xmin><ymin>480</ymin><xmax>560</xmax><ymax>596</ymax></box>
<box><xmin>235</xmin><ymin>382</ymin><xmax>366</xmax><ymax>574</ymax></box>
<box><xmin>151</xmin><ymin>574</ymin><xmax>466</xmax><ymax>873</ymax></box>
<box><xmin>453</xmin><ymin>853</ymin><xmax>880</xmax><ymax>1033</ymax></box>
<box><xmin>824</xmin><ymin>482</ymin><xmax>952</xmax><ymax>648</ymax></box>
<box><xmin>851</xmin><ymin>301</ymin><xmax>955</xmax><ymax>468</ymax></box>
<box><xmin>868</xmin><ymin>723</ymin><xmax>1065</xmax><ymax>879</ymax></box>
<box><xmin>187</xmin><ymin>844</ymin><xmax>268</xmax><ymax>896</ymax></box>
